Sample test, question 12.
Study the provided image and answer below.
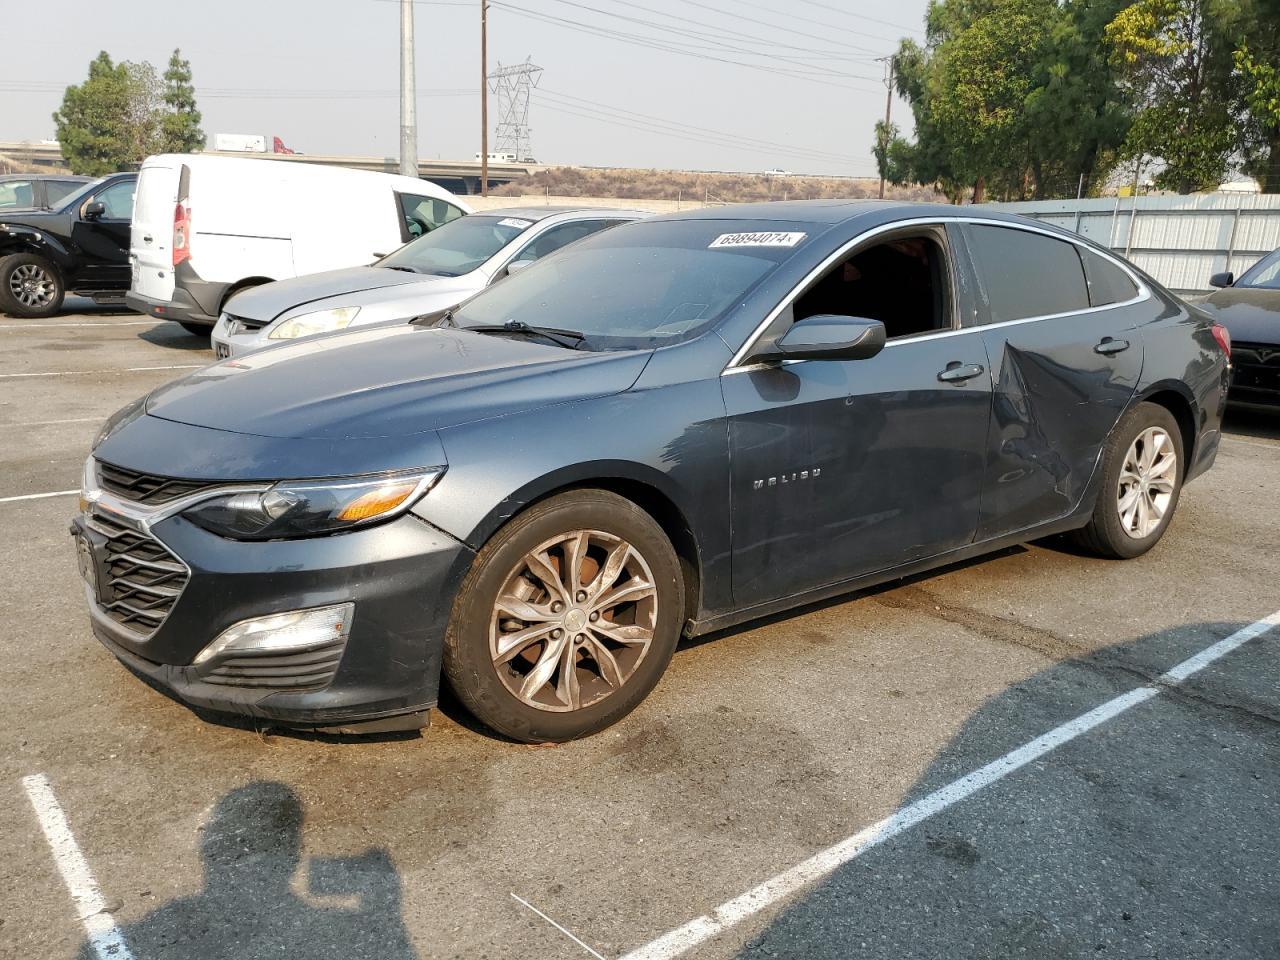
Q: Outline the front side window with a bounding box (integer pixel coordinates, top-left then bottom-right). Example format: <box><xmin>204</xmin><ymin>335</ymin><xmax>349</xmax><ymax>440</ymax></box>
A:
<box><xmin>0</xmin><ymin>180</ymin><xmax>34</xmax><ymax>209</ymax></box>
<box><xmin>94</xmin><ymin>180</ymin><xmax>136</xmax><ymax>219</ymax></box>
<box><xmin>1237</xmin><ymin>250</ymin><xmax>1280</xmax><ymax>290</ymax></box>
<box><xmin>451</xmin><ymin>218</ymin><xmax>805</xmax><ymax>350</ymax></box>
<box><xmin>510</xmin><ymin>219</ymin><xmax>622</xmax><ymax>264</ymax></box>
<box><xmin>378</xmin><ymin>215</ymin><xmax>533</xmax><ymax>277</ymax></box>
<box><xmin>793</xmin><ymin>232</ymin><xmax>951</xmax><ymax>339</ymax></box>
<box><xmin>397</xmin><ymin>193</ymin><xmax>465</xmax><ymax>239</ymax></box>
<box><xmin>968</xmin><ymin>224</ymin><xmax>1090</xmax><ymax>322</ymax></box>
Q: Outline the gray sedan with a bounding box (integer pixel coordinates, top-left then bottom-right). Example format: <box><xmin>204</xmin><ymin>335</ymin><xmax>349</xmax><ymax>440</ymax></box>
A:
<box><xmin>210</xmin><ymin>206</ymin><xmax>648</xmax><ymax>358</ymax></box>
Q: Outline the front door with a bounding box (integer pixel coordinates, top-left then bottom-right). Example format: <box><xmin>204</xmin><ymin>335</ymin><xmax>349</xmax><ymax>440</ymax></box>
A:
<box><xmin>724</xmin><ymin>226</ymin><xmax>992</xmax><ymax>606</ymax></box>
<box><xmin>71</xmin><ymin>179</ymin><xmax>135</xmax><ymax>289</ymax></box>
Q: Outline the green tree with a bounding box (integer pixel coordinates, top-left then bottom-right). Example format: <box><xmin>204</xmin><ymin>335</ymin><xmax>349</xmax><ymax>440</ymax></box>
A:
<box><xmin>161</xmin><ymin>48</ymin><xmax>205</xmax><ymax>153</ymax></box>
<box><xmin>1233</xmin><ymin>0</ymin><xmax>1280</xmax><ymax>191</ymax></box>
<box><xmin>1105</xmin><ymin>0</ymin><xmax>1240</xmax><ymax>193</ymax></box>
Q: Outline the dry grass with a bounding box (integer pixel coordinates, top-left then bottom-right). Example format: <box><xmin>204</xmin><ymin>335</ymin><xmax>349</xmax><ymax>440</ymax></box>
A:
<box><xmin>491</xmin><ymin>166</ymin><xmax>941</xmax><ymax>204</ymax></box>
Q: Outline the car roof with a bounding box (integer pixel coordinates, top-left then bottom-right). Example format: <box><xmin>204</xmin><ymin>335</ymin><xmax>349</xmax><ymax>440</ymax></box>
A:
<box><xmin>0</xmin><ymin>173</ymin><xmax>91</xmax><ymax>183</ymax></box>
<box><xmin>473</xmin><ymin>205</ymin><xmax>649</xmax><ymax>222</ymax></box>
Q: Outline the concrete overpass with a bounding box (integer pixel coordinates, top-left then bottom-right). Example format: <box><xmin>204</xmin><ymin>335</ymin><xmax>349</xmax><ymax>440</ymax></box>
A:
<box><xmin>0</xmin><ymin>141</ymin><xmax>535</xmax><ymax>194</ymax></box>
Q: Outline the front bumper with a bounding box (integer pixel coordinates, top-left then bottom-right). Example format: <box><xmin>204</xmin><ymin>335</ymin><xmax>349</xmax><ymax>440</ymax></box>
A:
<box><xmin>72</xmin><ymin>507</ymin><xmax>473</xmax><ymax>731</ymax></box>
<box><xmin>1228</xmin><ymin>342</ymin><xmax>1280</xmax><ymax>405</ymax></box>
<box><xmin>210</xmin><ymin>312</ymin><xmax>270</xmax><ymax>359</ymax></box>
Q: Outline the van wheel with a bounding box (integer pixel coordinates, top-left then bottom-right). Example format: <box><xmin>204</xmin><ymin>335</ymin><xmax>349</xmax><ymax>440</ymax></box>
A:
<box><xmin>443</xmin><ymin>490</ymin><xmax>684</xmax><ymax>743</ymax></box>
<box><xmin>178</xmin><ymin>321</ymin><xmax>212</xmax><ymax>338</ymax></box>
<box><xmin>0</xmin><ymin>253</ymin><xmax>65</xmax><ymax>318</ymax></box>
<box><xmin>1070</xmin><ymin>402</ymin><xmax>1184</xmax><ymax>559</ymax></box>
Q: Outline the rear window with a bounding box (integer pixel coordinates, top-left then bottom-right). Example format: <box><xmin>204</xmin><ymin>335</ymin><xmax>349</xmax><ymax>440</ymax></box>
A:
<box><xmin>1080</xmin><ymin>248</ymin><xmax>1139</xmax><ymax>306</ymax></box>
<box><xmin>968</xmin><ymin>224</ymin><xmax>1090</xmax><ymax>322</ymax></box>
<box><xmin>134</xmin><ymin>167</ymin><xmax>177</xmax><ymax>227</ymax></box>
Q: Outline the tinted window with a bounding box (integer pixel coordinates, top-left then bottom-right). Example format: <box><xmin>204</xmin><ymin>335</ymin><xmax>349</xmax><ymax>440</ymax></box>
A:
<box><xmin>0</xmin><ymin>180</ymin><xmax>34</xmax><ymax>209</ymax></box>
<box><xmin>1080</xmin><ymin>248</ymin><xmax>1138</xmax><ymax>306</ymax></box>
<box><xmin>379</xmin><ymin>214</ymin><xmax>532</xmax><ymax>276</ymax></box>
<box><xmin>510</xmin><ymin>219</ymin><xmax>622</xmax><ymax>264</ymax></box>
<box><xmin>45</xmin><ymin>180</ymin><xmax>84</xmax><ymax>206</ymax></box>
<box><xmin>969</xmin><ymin>225</ymin><xmax>1090</xmax><ymax>322</ymax></box>
<box><xmin>397</xmin><ymin>193</ymin><xmax>465</xmax><ymax>239</ymax></box>
<box><xmin>1237</xmin><ymin>250</ymin><xmax>1280</xmax><ymax>290</ymax></box>
<box><xmin>451</xmin><ymin>219</ymin><xmax>804</xmax><ymax>350</ymax></box>
<box><xmin>95</xmin><ymin>180</ymin><xmax>136</xmax><ymax>219</ymax></box>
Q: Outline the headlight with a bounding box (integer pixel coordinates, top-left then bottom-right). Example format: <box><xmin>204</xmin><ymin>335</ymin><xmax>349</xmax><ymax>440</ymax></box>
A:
<box><xmin>93</xmin><ymin>396</ymin><xmax>146</xmax><ymax>450</ymax></box>
<box><xmin>184</xmin><ymin>468</ymin><xmax>443</xmax><ymax>540</ymax></box>
<box><xmin>268</xmin><ymin>306</ymin><xmax>361</xmax><ymax>340</ymax></box>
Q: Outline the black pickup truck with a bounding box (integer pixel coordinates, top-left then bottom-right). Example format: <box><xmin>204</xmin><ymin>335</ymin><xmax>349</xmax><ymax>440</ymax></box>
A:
<box><xmin>0</xmin><ymin>172</ymin><xmax>136</xmax><ymax>318</ymax></box>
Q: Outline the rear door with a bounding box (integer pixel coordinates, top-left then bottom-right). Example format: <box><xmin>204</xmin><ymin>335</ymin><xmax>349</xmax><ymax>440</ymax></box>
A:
<box><xmin>960</xmin><ymin>222</ymin><xmax>1144</xmax><ymax>538</ymax></box>
<box><xmin>131</xmin><ymin>162</ymin><xmax>181</xmax><ymax>301</ymax></box>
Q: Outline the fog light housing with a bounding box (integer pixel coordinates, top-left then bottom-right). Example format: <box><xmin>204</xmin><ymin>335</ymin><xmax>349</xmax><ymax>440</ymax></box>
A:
<box><xmin>193</xmin><ymin>603</ymin><xmax>354</xmax><ymax>666</ymax></box>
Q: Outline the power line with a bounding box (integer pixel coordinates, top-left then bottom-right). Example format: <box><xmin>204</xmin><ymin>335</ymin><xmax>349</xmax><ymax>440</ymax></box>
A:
<box><xmin>723</xmin><ymin>0</ymin><xmax>919</xmax><ymax>45</ymax></box>
<box><xmin>791</xmin><ymin>0</ymin><xmax>925</xmax><ymax>35</ymax></box>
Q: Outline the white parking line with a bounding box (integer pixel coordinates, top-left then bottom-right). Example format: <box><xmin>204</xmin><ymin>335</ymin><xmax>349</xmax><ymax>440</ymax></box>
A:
<box><xmin>512</xmin><ymin>893</ymin><xmax>607</xmax><ymax>960</ymax></box>
<box><xmin>0</xmin><ymin>490</ymin><xmax>79</xmax><ymax>504</ymax></box>
<box><xmin>0</xmin><ymin>363</ymin><xmax>202</xmax><ymax>380</ymax></box>
<box><xmin>619</xmin><ymin>610</ymin><xmax>1280</xmax><ymax>960</ymax></box>
<box><xmin>1222</xmin><ymin>435</ymin><xmax>1280</xmax><ymax>451</ymax></box>
<box><xmin>22</xmin><ymin>774</ymin><xmax>134</xmax><ymax>960</ymax></box>
<box><xmin>0</xmin><ymin>320</ymin><xmax>157</xmax><ymax>330</ymax></box>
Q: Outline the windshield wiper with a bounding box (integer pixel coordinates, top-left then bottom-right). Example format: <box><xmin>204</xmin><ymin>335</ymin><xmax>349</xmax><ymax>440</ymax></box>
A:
<box><xmin>385</xmin><ymin>264</ymin><xmax>419</xmax><ymax>273</ymax></box>
<box><xmin>463</xmin><ymin>320</ymin><xmax>587</xmax><ymax>349</ymax></box>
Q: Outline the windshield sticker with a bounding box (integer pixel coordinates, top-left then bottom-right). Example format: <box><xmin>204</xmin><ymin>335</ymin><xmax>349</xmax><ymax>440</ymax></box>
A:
<box><xmin>498</xmin><ymin>217</ymin><xmax>534</xmax><ymax>229</ymax></box>
<box><xmin>709</xmin><ymin>231</ymin><xmax>807</xmax><ymax>249</ymax></box>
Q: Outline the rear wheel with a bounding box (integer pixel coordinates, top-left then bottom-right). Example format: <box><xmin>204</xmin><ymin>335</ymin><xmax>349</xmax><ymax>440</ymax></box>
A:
<box><xmin>0</xmin><ymin>253</ymin><xmax>64</xmax><ymax>318</ymax></box>
<box><xmin>1070</xmin><ymin>402</ymin><xmax>1184</xmax><ymax>559</ymax></box>
<box><xmin>443</xmin><ymin>490</ymin><xmax>684</xmax><ymax>742</ymax></box>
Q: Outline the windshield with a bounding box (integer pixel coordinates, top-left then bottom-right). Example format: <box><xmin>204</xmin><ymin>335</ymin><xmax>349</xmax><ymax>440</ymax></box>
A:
<box><xmin>1236</xmin><ymin>250</ymin><xmax>1280</xmax><ymax>290</ymax></box>
<box><xmin>378</xmin><ymin>214</ymin><xmax>534</xmax><ymax>277</ymax></box>
<box><xmin>450</xmin><ymin>219</ymin><xmax>810</xmax><ymax>350</ymax></box>
<box><xmin>52</xmin><ymin>176</ymin><xmax>109</xmax><ymax>213</ymax></box>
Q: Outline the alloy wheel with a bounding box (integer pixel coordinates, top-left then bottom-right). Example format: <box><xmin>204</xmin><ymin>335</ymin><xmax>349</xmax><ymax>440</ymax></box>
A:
<box><xmin>1116</xmin><ymin>426</ymin><xmax>1177</xmax><ymax>539</ymax></box>
<box><xmin>489</xmin><ymin>529</ymin><xmax>658</xmax><ymax>712</ymax></box>
<box><xmin>8</xmin><ymin>263</ymin><xmax>57</xmax><ymax>309</ymax></box>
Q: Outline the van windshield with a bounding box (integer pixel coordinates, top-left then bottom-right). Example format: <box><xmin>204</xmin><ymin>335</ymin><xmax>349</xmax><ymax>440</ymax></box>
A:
<box><xmin>377</xmin><ymin>215</ymin><xmax>534</xmax><ymax>277</ymax></box>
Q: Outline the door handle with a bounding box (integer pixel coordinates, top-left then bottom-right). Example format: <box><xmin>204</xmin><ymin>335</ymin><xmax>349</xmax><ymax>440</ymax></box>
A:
<box><xmin>142</xmin><ymin>234</ymin><xmax>154</xmax><ymax>243</ymax></box>
<box><xmin>937</xmin><ymin>361</ymin><xmax>985</xmax><ymax>383</ymax></box>
<box><xmin>1095</xmin><ymin>337</ymin><xmax>1130</xmax><ymax>355</ymax></box>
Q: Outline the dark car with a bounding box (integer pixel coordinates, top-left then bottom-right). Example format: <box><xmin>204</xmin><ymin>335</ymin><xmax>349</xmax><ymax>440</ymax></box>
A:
<box><xmin>72</xmin><ymin>201</ymin><xmax>1230</xmax><ymax>742</ymax></box>
<box><xmin>0</xmin><ymin>172</ymin><xmax>136</xmax><ymax>318</ymax></box>
<box><xmin>0</xmin><ymin>173</ymin><xmax>91</xmax><ymax>213</ymax></box>
<box><xmin>1204</xmin><ymin>250</ymin><xmax>1280</xmax><ymax>405</ymax></box>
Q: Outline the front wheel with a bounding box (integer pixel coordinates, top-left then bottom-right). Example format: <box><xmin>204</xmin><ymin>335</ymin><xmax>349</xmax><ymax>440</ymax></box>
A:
<box><xmin>178</xmin><ymin>321</ymin><xmax>212</xmax><ymax>338</ymax></box>
<box><xmin>1070</xmin><ymin>402</ymin><xmax>1184</xmax><ymax>559</ymax></box>
<box><xmin>443</xmin><ymin>490</ymin><xmax>684</xmax><ymax>743</ymax></box>
<box><xmin>0</xmin><ymin>253</ymin><xmax>65</xmax><ymax>318</ymax></box>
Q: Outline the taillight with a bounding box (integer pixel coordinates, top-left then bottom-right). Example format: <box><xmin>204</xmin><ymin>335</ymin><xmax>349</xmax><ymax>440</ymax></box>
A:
<box><xmin>172</xmin><ymin>201</ymin><xmax>191</xmax><ymax>268</ymax></box>
<box><xmin>1210</xmin><ymin>322</ymin><xmax>1231</xmax><ymax>357</ymax></box>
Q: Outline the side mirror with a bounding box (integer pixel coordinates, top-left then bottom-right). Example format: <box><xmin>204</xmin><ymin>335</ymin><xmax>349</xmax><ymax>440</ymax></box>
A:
<box><xmin>505</xmin><ymin>259</ymin><xmax>533</xmax><ymax>278</ymax></box>
<box><xmin>371</xmin><ymin>252</ymin><xmax>388</xmax><ymax>260</ymax></box>
<box><xmin>84</xmin><ymin>200</ymin><xmax>105</xmax><ymax>220</ymax></box>
<box><xmin>759</xmin><ymin>314</ymin><xmax>887</xmax><ymax>363</ymax></box>
<box><xmin>1209</xmin><ymin>271</ymin><xmax>1234</xmax><ymax>288</ymax></box>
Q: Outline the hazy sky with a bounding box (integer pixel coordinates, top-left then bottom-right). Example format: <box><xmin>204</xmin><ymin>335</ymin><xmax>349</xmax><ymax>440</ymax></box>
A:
<box><xmin>1</xmin><ymin>0</ymin><xmax>929</xmax><ymax>177</ymax></box>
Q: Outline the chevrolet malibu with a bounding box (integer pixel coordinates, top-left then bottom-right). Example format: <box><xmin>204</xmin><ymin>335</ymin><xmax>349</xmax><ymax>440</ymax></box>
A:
<box><xmin>73</xmin><ymin>201</ymin><xmax>1230</xmax><ymax>743</ymax></box>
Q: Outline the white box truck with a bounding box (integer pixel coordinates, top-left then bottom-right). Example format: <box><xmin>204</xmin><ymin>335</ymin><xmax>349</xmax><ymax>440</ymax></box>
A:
<box><xmin>126</xmin><ymin>154</ymin><xmax>471</xmax><ymax>334</ymax></box>
<box><xmin>212</xmin><ymin>133</ymin><xmax>268</xmax><ymax>153</ymax></box>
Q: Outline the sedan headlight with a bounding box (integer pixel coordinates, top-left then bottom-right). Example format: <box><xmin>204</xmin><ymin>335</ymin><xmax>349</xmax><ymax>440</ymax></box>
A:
<box><xmin>184</xmin><ymin>468</ymin><xmax>443</xmax><ymax>540</ymax></box>
<box><xmin>268</xmin><ymin>306</ymin><xmax>361</xmax><ymax>341</ymax></box>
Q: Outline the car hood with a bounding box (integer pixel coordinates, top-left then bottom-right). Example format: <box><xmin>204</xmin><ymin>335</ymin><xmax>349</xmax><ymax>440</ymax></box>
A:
<box><xmin>1203</xmin><ymin>287</ymin><xmax>1280</xmax><ymax>345</ymax></box>
<box><xmin>226</xmin><ymin>266</ymin><xmax>455</xmax><ymax>322</ymax></box>
<box><xmin>144</xmin><ymin>323</ymin><xmax>652</xmax><ymax>440</ymax></box>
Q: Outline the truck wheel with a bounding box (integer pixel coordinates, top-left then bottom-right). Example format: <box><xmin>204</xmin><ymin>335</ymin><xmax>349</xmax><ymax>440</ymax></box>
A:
<box><xmin>443</xmin><ymin>490</ymin><xmax>684</xmax><ymax>743</ymax></box>
<box><xmin>0</xmin><ymin>254</ymin><xmax>65</xmax><ymax>318</ymax></box>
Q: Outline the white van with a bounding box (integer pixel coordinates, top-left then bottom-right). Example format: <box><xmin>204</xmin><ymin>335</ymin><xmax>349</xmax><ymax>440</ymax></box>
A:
<box><xmin>126</xmin><ymin>154</ymin><xmax>471</xmax><ymax>334</ymax></box>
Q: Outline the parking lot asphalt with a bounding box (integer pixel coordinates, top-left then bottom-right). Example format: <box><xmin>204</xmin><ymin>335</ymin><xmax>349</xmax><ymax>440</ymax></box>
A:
<box><xmin>2</xmin><ymin>305</ymin><xmax>1278</xmax><ymax>960</ymax></box>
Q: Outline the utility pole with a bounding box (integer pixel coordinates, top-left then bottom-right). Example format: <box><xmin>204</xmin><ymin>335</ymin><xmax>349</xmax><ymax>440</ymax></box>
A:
<box><xmin>480</xmin><ymin>0</ymin><xmax>489</xmax><ymax>196</ymax></box>
<box><xmin>877</xmin><ymin>55</ymin><xmax>895</xmax><ymax>200</ymax></box>
<box><xmin>399</xmin><ymin>0</ymin><xmax>418</xmax><ymax>178</ymax></box>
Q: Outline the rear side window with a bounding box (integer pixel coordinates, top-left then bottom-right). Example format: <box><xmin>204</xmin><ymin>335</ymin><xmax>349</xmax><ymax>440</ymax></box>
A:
<box><xmin>0</xmin><ymin>180</ymin><xmax>34</xmax><ymax>209</ymax></box>
<box><xmin>1080</xmin><ymin>248</ymin><xmax>1139</xmax><ymax>306</ymax></box>
<box><xmin>397</xmin><ymin>193</ymin><xmax>465</xmax><ymax>240</ymax></box>
<box><xmin>968</xmin><ymin>224</ymin><xmax>1090</xmax><ymax>322</ymax></box>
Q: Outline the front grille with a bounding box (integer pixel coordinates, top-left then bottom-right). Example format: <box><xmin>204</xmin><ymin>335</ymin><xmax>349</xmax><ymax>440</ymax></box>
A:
<box><xmin>225</xmin><ymin>313</ymin><xmax>267</xmax><ymax>333</ymax></box>
<box><xmin>87</xmin><ymin>512</ymin><xmax>189</xmax><ymax>636</ymax></box>
<box><xmin>97</xmin><ymin>460</ymin><xmax>223</xmax><ymax>506</ymax></box>
<box><xmin>1231</xmin><ymin>341</ymin><xmax>1280</xmax><ymax>395</ymax></box>
<box><xmin>201</xmin><ymin>640</ymin><xmax>346</xmax><ymax>690</ymax></box>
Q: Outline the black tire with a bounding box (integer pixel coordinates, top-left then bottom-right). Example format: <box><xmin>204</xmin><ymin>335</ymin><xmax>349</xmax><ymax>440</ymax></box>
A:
<box><xmin>0</xmin><ymin>253</ymin><xmax>65</xmax><ymax>318</ymax></box>
<box><xmin>443</xmin><ymin>489</ymin><xmax>684</xmax><ymax>743</ymax></box>
<box><xmin>178</xmin><ymin>321</ymin><xmax>212</xmax><ymax>338</ymax></box>
<box><xmin>1070</xmin><ymin>401</ymin><xmax>1185</xmax><ymax>559</ymax></box>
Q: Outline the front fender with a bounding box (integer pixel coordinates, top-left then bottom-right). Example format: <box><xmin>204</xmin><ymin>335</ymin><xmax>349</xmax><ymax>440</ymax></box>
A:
<box><xmin>0</xmin><ymin>225</ymin><xmax>74</xmax><ymax>272</ymax></box>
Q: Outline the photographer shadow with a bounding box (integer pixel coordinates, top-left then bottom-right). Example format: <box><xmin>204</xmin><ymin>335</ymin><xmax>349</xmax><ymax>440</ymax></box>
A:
<box><xmin>79</xmin><ymin>781</ymin><xmax>417</xmax><ymax>960</ymax></box>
